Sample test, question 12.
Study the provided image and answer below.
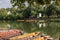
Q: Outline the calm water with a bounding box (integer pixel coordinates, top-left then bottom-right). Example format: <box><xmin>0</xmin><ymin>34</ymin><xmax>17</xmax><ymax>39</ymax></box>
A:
<box><xmin>0</xmin><ymin>20</ymin><xmax>60</xmax><ymax>38</ymax></box>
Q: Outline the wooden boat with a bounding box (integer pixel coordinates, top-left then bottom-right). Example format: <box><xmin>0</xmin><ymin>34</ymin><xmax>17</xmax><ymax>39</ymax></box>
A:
<box><xmin>25</xmin><ymin>20</ymin><xmax>37</xmax><ymax>22</ymax></box>
<box><xmin>16</xmin><ymin>20</ymin><xmax>24</xmax><ymax>22</ymax></box>
<box><xmin>33</xmin><ymin>37</ymin><xmax>44</xmax><ymax>40</ymax></box>
<box><xmin>33</xmin><ymin>35</ymin><xmax>50</xmax><ymax>40</ymax></box>
<box><xmin>0</xmin><ymin>29</ymin><xmax>23</xmax><ymax>39</ymax></box>
<box><xmin>8</xmin><ymin>32</ymin><xmax>40</xmax><ymax>40</ymax></box>
<box><xmin>17</xmin><ymin>20</ymin><xmax>38</xmax><ymax>22</ymax></box>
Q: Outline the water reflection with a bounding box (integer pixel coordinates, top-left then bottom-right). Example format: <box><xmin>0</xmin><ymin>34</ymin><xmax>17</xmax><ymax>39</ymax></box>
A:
<box><xmin>38</xmin><ymin>23</ymin><xmax>46</xmax><ymax>28</ymax></box>
<box><xmin>7</xmin><ymin>24</ymin><xmax>11</xmax><ymax>28</ymax></box>
<box><xmin>0</xmin><ymin>21</ymin><xmax>60</xmax><ymax>38</ymax></box>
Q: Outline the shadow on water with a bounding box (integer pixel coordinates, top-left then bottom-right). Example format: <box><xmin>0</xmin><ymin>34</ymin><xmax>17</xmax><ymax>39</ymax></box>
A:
<box><xmin>0</xmin><ymin>20</ymin><xmax>60</xmax><ymax>38</ymax></box>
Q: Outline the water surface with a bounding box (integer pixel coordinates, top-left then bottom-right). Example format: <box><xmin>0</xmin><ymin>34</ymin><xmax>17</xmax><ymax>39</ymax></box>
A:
<box><xmin>0</xmin><ymin>20</ymin><xmax>60</xmax><ymax>38</ymax></box>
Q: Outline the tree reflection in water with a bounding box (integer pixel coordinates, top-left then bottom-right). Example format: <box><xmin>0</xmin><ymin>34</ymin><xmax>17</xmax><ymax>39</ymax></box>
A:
<box><xmin>0</xmin><ymin>20</ymin><xmax>59</xmax><ymax>38</ymax></box>
<box><xmin>38</xmin><ymin>23</ymin><xmax>46</xmax><ymax>28</ymax></box>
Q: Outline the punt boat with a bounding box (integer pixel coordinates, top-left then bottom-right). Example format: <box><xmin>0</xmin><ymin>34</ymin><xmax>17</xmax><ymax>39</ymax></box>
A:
<box><xmin>0</xmin><ymin>29</ymin><xmax>23</xmax><ymax>39</ymax></box>
<box><xmin>33</xmin><ymin>37</ymin><xmax>44</xmax><ymax>40</ymax></box>
<box><xmin>33</xmin><ymin>35</ymin><xmax>52</xmax><ymax>40</ymax></box>
<box><xmin>8</xmin><ymin>32</ymin><xmax>40</xmax><ymax>40</ymax></box>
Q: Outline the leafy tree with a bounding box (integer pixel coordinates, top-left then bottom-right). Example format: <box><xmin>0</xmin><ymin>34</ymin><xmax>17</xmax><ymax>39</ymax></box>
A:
<box><xmin>23</xmin><ymin>7</ymin><xmax>31</xmax><ymax>19</ymax></box>
<box><xmin>0</xmin><ymin>8</ymin><xmax>7</xmax><ymax>19</ymax></box>
<box><xmin>10</xmin><ymin>0</ymin><xmax>60</xmax><ymax>19</ymax></box>
<box><xmin>45</xmin><ymin>4</ymin><xmax>55</xmax><ymax>18</ymax></box>
<box><xmin>55</xmin><ymin>7</ymin><xmax>60</xmax><ymax>16</ymax></box>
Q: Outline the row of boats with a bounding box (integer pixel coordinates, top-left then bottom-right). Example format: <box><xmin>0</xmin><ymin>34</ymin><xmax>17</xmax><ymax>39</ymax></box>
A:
<box><xmin>0</xmin><ymin>28</ymin><xmax>53</xmax><ymax>40</ymax></box>
<box><xmin>16</xmin><ymin>20</ymin><xmax>38</xmax><ymax>23</ymax></box>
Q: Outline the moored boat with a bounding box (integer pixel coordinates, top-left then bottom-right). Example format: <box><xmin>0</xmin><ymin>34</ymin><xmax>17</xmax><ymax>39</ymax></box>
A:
<box><xmin>25</xmin><ymin>20</ymin><xmax>38</xmax><ymax>22</ymax></box>
<box><xmin>33</xmin><ymin>35</ymin><xmax>53</xmax><ymax>40</ymax></box>
<box><xmin>0</xmin><ymin>29</ymin><xmax>23</xmax><ymax>39</ymax></box>
<box><xmin>33</xmin><ymin>37</ymin><xmax>44</xmax><ymax>40</ymax></box>
<box><xmin>16</xmin><ymin>20</ymin><xmax>24</xmax><ymax>22</ymax></box>
<box><xmin>8</xmin><ymin>32</ymin><xmax>40</xmax><ymax>40</ymax></box>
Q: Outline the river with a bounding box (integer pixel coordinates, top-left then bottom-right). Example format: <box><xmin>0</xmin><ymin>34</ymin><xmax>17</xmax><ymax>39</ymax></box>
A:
<box><xmin>0</xmin><ymin>20</ymin><xmax>60</xmax><ymax>38</ymax></box>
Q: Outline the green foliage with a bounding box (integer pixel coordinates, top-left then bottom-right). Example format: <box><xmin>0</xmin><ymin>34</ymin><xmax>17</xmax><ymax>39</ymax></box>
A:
<box><xmin>45</xmin><ymin>4</ymin><xmax>55</xmax><ymax>18</ymax></box>
<box><xmin>0</xmin><ymin>0</ymin><xmax>60</xmax><ymax>20</ymax></box>
<box><xmin>23</xmin><ymin>7</ymin><xmax>31</xmax><ymax>19</ymax></box>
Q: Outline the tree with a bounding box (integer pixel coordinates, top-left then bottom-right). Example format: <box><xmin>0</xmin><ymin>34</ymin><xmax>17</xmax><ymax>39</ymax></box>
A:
<box><xmin>23</xmin><ymin>7</ymin><xmax>31</xmax><ymax>19</ymax></box>
<box><xmin>55</xmin><ymin>7</ymin><xmax>60</xmax><ymax>17</ymax></box>
<box><xmin>45</xmin><ymin>4</ymin><xmax>55</xmax><ymax>18</ymax></box>
<box><xmin>11</xmin><ymin>0</ymin><xmax>25</xmax><ymax>9</ymax></box>
<box><xmin>10</xmin><ymin>0</ymin><xmax>60</xmax><ymax>19</ymax></box>
<box><xmin>0</xmin><ymin>8</ymin><xmax>7</xmax><ymax>19</ymax></box>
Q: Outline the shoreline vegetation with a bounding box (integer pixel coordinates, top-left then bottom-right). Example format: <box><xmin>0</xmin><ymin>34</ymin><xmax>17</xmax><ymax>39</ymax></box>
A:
<box><xmin>0</xmin><ymin>17</ymin><xmax>60</xmax><ymax>22</ymax></box>
<box><xmin>16</xmin><ymin>19</ymin><xmax>60</xmax><ymax>23</ymax></box>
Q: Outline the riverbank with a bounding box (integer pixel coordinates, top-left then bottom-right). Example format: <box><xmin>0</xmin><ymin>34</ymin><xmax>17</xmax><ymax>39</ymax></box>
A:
<box><xmin>16</xmin><ymin>18</ymin><xmax>60</xmax><ymax>23</ymax></box>
<box><xmin>0</xmin><ymin>18</ymin><xmax>60</xmax><ymax>23</ymax></box>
